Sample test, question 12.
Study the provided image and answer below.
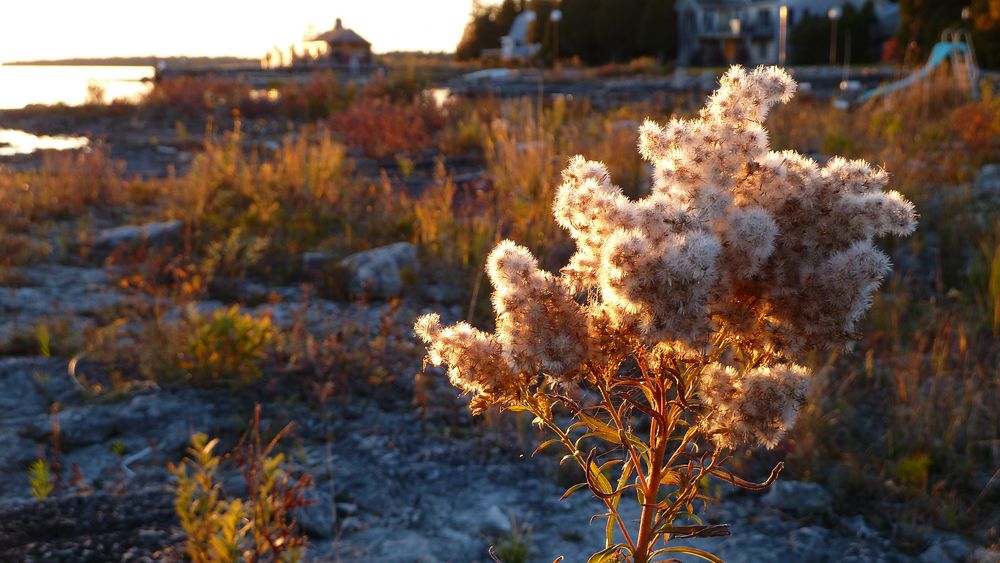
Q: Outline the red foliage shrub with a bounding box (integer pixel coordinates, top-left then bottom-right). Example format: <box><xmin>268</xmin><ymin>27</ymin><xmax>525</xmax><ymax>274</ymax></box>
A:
<box><xmin>951</xmin><ymin>102</ymin><xmax>997</xmax><ymax>155</ymax></box>
<box><xmin>328</xmin><ymin>97</ymin><xmax>444</xmax><ymax>159</ymax></box>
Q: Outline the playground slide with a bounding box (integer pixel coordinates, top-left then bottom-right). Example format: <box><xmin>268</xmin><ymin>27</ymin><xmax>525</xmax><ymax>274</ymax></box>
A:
<box><xmin>858</xmin><ymin>41</ymin><xmax>972</xmax><ymax>102</ymax></box>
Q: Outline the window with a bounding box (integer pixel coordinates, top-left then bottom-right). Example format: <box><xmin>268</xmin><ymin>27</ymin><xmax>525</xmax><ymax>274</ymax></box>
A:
<box><xmin>759</xmin><ymin>9</ymin><xmax>771</xmax><ymax>27</ymax></box>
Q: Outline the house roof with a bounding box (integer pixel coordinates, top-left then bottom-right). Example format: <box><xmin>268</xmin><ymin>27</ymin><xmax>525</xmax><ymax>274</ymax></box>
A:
<box><xmin>310</xmin><ymin>19</ymin><xmax>371</xmax><ymax>46</ymax></box>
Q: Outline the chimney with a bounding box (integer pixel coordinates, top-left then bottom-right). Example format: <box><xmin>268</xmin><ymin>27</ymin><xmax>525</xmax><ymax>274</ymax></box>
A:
<box><xmin>335</xmin><ymin>18</ymin><xmax>343</xmax><ymax>30</ymax></box>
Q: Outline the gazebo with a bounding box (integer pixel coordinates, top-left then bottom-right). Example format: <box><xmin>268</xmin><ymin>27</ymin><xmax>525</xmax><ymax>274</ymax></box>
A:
<box><xmin>308</xmin><ymin>18</ymin><xmax>373</xmax><ymax>71</ymax></box>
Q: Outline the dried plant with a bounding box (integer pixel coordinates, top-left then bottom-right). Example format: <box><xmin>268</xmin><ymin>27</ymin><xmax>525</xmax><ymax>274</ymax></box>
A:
<box><xmin>415</xmin><ymin>66</ymin><xmax>916</xmax><ymax>562</ymax></box>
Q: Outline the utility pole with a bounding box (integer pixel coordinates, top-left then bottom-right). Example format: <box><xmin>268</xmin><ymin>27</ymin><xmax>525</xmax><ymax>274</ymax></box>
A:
<box><xmin>551</xmin><ymin>8</ymin><xmax>562</xmax><ymax>73</ymax></box>
<box><xmin>778</xmin><ymin>5</ymin><xmax>788</xmax><ymax>66</ymax></box>
<box><xmin>828</xmin><ymin>7</ymin><xmax>841</xmax><ymax>66</ymax></box>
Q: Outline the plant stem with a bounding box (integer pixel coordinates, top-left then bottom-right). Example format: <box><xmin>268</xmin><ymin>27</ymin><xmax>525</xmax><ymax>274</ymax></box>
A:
<box><xmin>632</xmin><ymin>387</ymin><xmax>670</xmax><ymax>563</ymax></box>
<box><xmin>531</xmin><ymin>405</ymin><xmax>637</xmax><ymax>554</ymax></box>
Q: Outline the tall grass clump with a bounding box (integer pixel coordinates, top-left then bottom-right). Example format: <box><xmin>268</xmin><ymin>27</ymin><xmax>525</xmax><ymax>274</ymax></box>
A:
<box><xmin>161</xmin><ymin>121</ymin><xmax>416</xmax><ymax>282</ymax></box>
<box><xmin>0</xmin><ymin>150</ymin><xmax>125</xmax><ymax>229</ymax></box>
<box><xmin>415</xmin><ymin>66</ymin><xmax>916</xmax><ymax>562</ymax></box>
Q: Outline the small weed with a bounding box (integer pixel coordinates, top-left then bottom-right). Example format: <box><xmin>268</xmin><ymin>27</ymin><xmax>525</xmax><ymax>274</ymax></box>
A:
<box><xmin>28</xmin><ymin>459</ymin><xmax>53</xmax><ymax>500</ymax></box>
<box><xmin>170</xmin><ymin>406</ymin><xmax>311</xmax><ymax>562</ymax></box>
<box><xmin>492</xmin><ymin>516</ymin><xmax>532</xmax><ymax>563</ymax></box>
<box><xmin>182</xmin><ymin>306</ymin><xmax>274</xmax><ymax>385</ymax></box>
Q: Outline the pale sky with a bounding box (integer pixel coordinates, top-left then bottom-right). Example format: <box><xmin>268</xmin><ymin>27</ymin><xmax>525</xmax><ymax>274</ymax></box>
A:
<box><xmin>0</xmin><ymin>1</ymin><xmax>474</xmax><ymax>63</ymax></box>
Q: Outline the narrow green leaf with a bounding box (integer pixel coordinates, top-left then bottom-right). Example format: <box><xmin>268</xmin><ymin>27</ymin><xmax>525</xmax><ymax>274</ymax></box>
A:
<box><xmin>532</xmin><ymin>439</ymin><xmax>561</xmax><ymax>457</ymax></box>
<box><xmin>649</xmin><ymin>546</ymin><xmax>724</xmax><ymax>563</ymax></box>
<box><xmin>598</xmin><ymin>459</ymin><xmax>624</xmax><ymax>474</ymax></box>
<box><xmin>588</xmin><ymin>460</ymin><xmax>613</xmax><ymax>495</ymax></box>
<box><xmin>577</xmin><ymin>411</ymin><xmax>621</xmax><ymax>444</ymax></box>
<box><xmin>587</xmin><ymin>544</ymin><xmax>628</xmax><ymax>563</ymax></box>
<box><xmin>560</xmin><ymin>482</ymin><xmax>588</xmax><ymax>500</ymax></box>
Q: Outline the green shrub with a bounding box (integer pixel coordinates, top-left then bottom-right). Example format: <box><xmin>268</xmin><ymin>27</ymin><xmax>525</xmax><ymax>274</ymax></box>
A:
<box><xmin>182</xmin><ymin>306</ymin><xmax>274</xmax><ymax>384</ymax></box>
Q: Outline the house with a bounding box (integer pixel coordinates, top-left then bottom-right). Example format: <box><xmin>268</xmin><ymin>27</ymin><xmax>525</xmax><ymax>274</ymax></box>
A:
<box><xmin>675</xmin><ymin>0</ymin><xmax>898</xmax><ymax>66</ymax></box>
<box><xmin>482</xmin><ymin>11</ymin><xmax>542</xmax><ymax>60</ymax></box>
<box><xmin>306</xmin><ymin>18</ymin><xmax>374</xmax><ymax>72</ymax></box>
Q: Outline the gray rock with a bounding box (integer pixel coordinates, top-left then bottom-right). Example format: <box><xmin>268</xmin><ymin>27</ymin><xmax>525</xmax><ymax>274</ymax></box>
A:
<box><xmin>761</xmin><ymin>480</ymin><xmax>832</xmax><ymax>515</ymax></box>
<box><xmin>221</xmin><ymin>471</ymin><xmax>248</xmax><ymax>498</ymax></box>
<box><xmin>0</xmin><ymin>265</ymin><xmax>125</xmax><ymax>320</ymax></box>
<box><xmin>339</xmin><ymin>242</ymin><xmax>419</xmax><ymax>299</ymax></box>
<box><xmin>920</xmin><ymin>544</ymin><xmax>958</xmax><ymax>562</ymax></box>
<box><xmin>788</xmin><ymin>526</ymin><xmax>833</xmax><ymax>552</ymax></box>
<box><xmin>294</xmin><ymin>488</ymin><xmax>337</xmax><ymax>539</ymax></box>
<box><xmin>339</xmin><ymin>516</ymin><xmax>363</xmax><ymax>534</ymax></box>
<box><xmin>0</xmin><ymin>430</ymin><xmax>40</xmax><ymax>473</ymax></box>
<box><xmin>919</xmin><ymin>533</ymin><xmax>975</xmax><ymax>562</ymax></box>
<box><xmin>418</xmin><ymin>280</ymin><xmax>462</xmax><ymax>304</ymax></box>
<box><xmin>0</xmin><ymin>358</ymin><xmax>76</xmax><ymax>420</ymax></box>
<box><xmin>481</xmin><ymin>505</ymin><xmax>512</xmax><ymax>536</ymax></box>
<box><xmin>843</xmin><ymin>515</ymin><xmax>879</xmax><ymax>540</ymax></box>
<box><xmin>970</xmin><ymin>547</ymin><xmax>1000</xmax><ymax>563</ymax></box>
<box><xmin>974</xmin><ymin>164</ymin><xmax>1000</xmax><ymax>203</ymax></box>
<box><xmin>302</xmin><ymin>251</ymin><xmax>339</xmax><ymax>274</ymax></box>
<box><xmin>363</xmin><ymin>531</ymin><xmax>438</xmax><ymax>562</ymax></box>
<box><xmin>92</xmin><ymin>220</ymin><xmax>183</xmax><ymax>258</ymax></box>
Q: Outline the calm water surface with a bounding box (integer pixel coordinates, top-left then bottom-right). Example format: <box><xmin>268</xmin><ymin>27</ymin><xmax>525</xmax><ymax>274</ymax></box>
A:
<box><xmin>0</xmin><ymin>65</ymin><xmax>152</xmax><ymax>154</ymax></box>
<box><xmin>0</xmin><ymin>65</ymin><xmax>154</xmax><ymax>109</ymax></box>
<box><xmin>0</xmin><ymin>129</ymin><xmax>88</xmax><ymax>156</ymax></box>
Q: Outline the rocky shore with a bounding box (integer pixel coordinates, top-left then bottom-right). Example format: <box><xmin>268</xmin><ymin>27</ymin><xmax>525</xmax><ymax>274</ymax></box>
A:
<box><xmin>0</xmin><ymin>224</ymin><xmax>995</xmax><ymax>561</ymax></box>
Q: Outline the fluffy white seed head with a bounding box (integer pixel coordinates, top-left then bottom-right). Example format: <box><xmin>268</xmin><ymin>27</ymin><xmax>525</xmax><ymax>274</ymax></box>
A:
<box><xmin>415</xmin><ymin>65</ymin><xmax>914</xmax><ymax>422</ymax></box>
<box><xmin>700</xmin><ymin>362</ymin><xmax>810</xmax><ymax>449</ymax></box>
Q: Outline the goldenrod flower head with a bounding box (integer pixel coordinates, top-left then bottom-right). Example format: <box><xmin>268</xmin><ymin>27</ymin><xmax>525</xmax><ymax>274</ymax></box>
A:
<box><xmin>415</xmin><ymin>65</ymin><xmax>915</xmax><ymax>435</ymax></box>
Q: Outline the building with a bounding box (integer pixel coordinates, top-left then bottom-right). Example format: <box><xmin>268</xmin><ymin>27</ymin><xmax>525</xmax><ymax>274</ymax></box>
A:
<box><xmin>675</xmin><ymin>0</ymin><xmax>898</xmax><ymax>66</ymax></box>
<box><xmin>482</xmin><ymin>11</ymin><xmax>542</xmax><ymax>61</ymax></box>
<box><xmin>306</xmin><ymin>18</ymin><xmax>374</xmax><ymax>72</ymax></box>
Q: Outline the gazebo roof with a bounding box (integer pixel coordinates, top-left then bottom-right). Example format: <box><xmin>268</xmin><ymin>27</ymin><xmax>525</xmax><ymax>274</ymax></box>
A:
<box><xmin>310</xmin><ymin>19</ymin><xmax>371</xmax><ymax>47</ymax></box>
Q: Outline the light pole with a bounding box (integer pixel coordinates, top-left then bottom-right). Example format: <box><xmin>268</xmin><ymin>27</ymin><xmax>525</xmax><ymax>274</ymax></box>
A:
<box><xmin>828</xmin><ymin>7</ymin><xmax>841</xmax><ymax>66</ymax></box>
<box><xmin>778</xmin><ymin>5</ymin><xmax>788</xmax><ymax>66</ymax></box>
<box><xmin>551</xmin><ymin>8</ymin><xmax>562</xmax><ymax>71</ymax></box>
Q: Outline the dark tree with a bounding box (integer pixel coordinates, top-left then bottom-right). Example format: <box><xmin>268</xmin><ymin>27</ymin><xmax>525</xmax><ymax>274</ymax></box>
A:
<box><xmin>595</xmin><ymin>0</ymin><xmax>644</xmax><ymax>62</ymax></box>
<box><xmin>455</xmin><ymin>0</ymin><xmax>679</xmax><ymax>66</ymax></box>
<box><xmin>455</xmin><ymin>0</ymin><xmax>523</xmax><ymax>60</ymax></box>
<box><xmin>896</xmin><ymin>0</ymin><xmax>963</xmax><ymax>61</ymax></box>
<box><xmin>789</xmin><ymin>0</ymin><xmax>880</xmax><ymax>65</ymax></box>
<box><xmin>637</xmin><ymin>0</ymin><xmax>678</xmax><ymax>62</ymax></box>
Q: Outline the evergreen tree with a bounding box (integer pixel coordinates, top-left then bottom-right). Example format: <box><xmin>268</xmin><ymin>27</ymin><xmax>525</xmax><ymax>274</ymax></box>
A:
<box><xmin>455</xmin><ymin>0</ymin><xmax>680</xmax><ymax>65</ymax></box>
<box><xmin>594</xmin><ymin>0</ymin><xmax>643</xmax><ymax>62</ymax></box>
<box><xmin>790</xmin><ymin>1</ymin><xmax>879</xmax><ymax>65</ymax></box>
<box><xmin>637</xmin><ymin>0</ymin><xmax>678</xmax><ymax>61</ymax></box>
<box><xmin>896</xmin><ymin>0</ymin><xmax>963</xmax><ymax>60</ymax></box>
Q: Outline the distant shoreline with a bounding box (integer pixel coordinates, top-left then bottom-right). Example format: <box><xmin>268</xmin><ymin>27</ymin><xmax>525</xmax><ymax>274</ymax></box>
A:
<box><xmin>3</xmin><ymin>56</ymin><xmax>257</xmax><ymax>68</ymax></box>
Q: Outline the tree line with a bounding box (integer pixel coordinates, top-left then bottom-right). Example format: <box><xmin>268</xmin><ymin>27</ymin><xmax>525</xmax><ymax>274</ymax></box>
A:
<box><xmin>455</xmin><ymin>0</ymin><xmax>677</xmax><ymax>65</ymax></box>
<box><xmin>455</xmin><ymin>0</ymin><xmax>998</xmax><ymax>69</ymax></box>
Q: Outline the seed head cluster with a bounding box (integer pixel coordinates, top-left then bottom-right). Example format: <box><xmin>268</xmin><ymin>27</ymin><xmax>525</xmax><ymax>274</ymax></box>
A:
<box><xmin>698</xmin><ymin>363</ymin><xmax>810</xmax><ymax>449</ymax></box>
<box><xmin>416</xmin><ymin>66</ymin><xmax>916</xmax><ymax>446</ymax></box>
